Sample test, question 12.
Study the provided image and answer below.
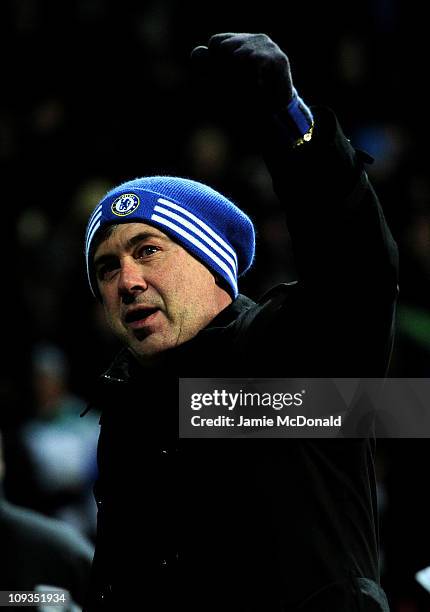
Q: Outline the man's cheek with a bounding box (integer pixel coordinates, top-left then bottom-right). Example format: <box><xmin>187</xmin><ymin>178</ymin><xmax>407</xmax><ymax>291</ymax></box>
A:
<box><xmin>103</xmin><ymin>307</ymin><xmax>122</xmax><ymax>335</ymax></box>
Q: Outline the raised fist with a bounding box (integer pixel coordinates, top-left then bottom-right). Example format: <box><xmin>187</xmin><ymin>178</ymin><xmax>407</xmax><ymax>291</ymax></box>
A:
<box><xmin>191</xmin><ymin>33</ymin><xmax>295</xmax><ymax>112</ymax></box>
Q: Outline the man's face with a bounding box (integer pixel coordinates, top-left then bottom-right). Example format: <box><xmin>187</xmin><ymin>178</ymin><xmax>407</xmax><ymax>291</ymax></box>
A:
<box><xmin>94</xmin><ymin>223</ymin><xmax>231</xmax><ymax>361</ymax></box>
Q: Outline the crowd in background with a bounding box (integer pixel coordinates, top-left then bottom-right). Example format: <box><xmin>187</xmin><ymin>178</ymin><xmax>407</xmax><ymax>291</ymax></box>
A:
<box><xmin>1</xmin><ymin>1</ymin><xmax>430</xmax><ymax>610</ymax></box>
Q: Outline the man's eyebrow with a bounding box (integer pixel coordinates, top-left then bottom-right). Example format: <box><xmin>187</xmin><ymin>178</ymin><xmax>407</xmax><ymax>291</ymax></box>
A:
<box><xmin>125</xmin><ymin>231</ymin><xmax>168</xmax><ymax>250</ymax></box>
<box><xmin>94</xmin><ymin>231</ymin><xmax>168</xmax><ymax>268</ymax></box>
<box><xmin>94</xmin><ymin>253</ymin><xmax>117</xmax><ymax>269</ymax></box>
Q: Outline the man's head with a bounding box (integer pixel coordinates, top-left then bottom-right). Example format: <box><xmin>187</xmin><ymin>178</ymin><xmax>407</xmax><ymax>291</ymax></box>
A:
<box><xmin>85</xmin><ymin>176</ymin><xmax>255</xmax><ymax>362</ymax></box>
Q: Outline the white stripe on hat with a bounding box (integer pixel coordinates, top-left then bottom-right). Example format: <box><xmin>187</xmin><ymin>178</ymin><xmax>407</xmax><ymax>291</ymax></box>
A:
<box><xmin>151</xmin><ymin>213</ymin><xmax>238</xmax><ymax>293</ymax></box>
<box><xmin>88</xmin><ymin>202</ymin><xmax>102</xmax><ymax>220</ymax></box>
<box><xmin>86</xmin><ymin>204</ymin><xmax>102</xmax><ymax>236</ymax></box>
<box><xmin>157</xmin><ymin>198</ymin><xmax>238</xmax><ymax>268</ymax></box>
<box><xmin>86</xmin><ymin>219</ymin><xmax>101</xmax><ymax>296</ymax></box>
<box><xmin>153</xmin><ymin>204</ymin><xmax>237</xmax><ymax>274</ymax></box>
<box><xmin>85</xmin><ymin>218</ymin><xmax>101</xmax><ymax>260</ymax></box>
<box><xmin>86</xmin><ymin>209</ymin><xmax>103</xmax><ymax>253</ymax></box>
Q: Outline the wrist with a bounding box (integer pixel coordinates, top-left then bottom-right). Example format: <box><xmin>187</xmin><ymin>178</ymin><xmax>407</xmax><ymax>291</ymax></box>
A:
<box><xmin>274</xmin><ymin>89</ymin><xmax>314</xmax><ymax>148</ymax></box>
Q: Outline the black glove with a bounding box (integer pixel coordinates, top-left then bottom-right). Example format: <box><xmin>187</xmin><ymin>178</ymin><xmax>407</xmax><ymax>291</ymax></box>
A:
<box><xmin>191</xmin><ymin>32</ymin><xmax>294</xmax><ymax>112</ymax></box>
<box><xmin>191</xmin><ymin>33</ymin><xmax>314</xmax><ymax>148</ymax></box>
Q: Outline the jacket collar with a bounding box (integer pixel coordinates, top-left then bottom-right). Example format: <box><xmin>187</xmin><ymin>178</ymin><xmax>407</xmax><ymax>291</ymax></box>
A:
<box><xmin>80</xmin><ymin>293</ymin><xmax>255</xmax><ymax>416</ymax></box>
<box><xmin>203</xmin><ymin>293</ymin><xmax>255</xmax><ymax>329</ymax></box>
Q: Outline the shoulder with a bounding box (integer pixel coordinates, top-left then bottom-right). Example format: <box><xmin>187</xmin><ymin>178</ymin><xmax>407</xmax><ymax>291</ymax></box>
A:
<box><xmin>241</xmin><ymin>282</ymin><xmax>299</xmax><ymax>326</ymax></box>
<box><xmin>0</xmin><ymin>500</ymin><xmax>93</xmax><ymax>560</ymax></box>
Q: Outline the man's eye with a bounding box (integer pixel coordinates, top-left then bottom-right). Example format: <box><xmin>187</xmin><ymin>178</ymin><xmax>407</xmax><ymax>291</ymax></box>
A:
<box><xmin>136</xmin><ymin>245</ymin><xmax>159</xmax><ymax>258</ymax></box>
<box><xmin>97</xmin><ymin>262</ymin><xmax>119</xmax><ymax>281</ymax></box>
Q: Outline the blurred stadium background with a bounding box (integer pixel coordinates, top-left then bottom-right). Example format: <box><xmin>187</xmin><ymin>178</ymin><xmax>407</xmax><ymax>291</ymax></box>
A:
<box><xmin>0</xmin><ymin>1</ymin><xmax>429</xmax><ymax>610</ymax></box>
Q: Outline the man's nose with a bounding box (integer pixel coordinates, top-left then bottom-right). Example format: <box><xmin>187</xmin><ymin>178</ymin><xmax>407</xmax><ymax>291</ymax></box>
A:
<box><xmin>118</xmin><ymin>259</ymin><xmax>148</xmax><ymax>299</ymax></box>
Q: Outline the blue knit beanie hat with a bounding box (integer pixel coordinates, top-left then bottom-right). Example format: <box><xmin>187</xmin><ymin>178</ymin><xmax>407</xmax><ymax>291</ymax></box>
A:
<box><xmin>85</xmin><ymin>176</ymin><xmax>255</xmax><ymax>299</ymax></box>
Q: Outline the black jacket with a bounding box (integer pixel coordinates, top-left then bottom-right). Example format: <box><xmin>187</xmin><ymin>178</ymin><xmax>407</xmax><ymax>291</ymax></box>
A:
<box><xmin>84</xmin><ymin>108</ymin><xmax>398</xmax><ymax>611</ymax></box>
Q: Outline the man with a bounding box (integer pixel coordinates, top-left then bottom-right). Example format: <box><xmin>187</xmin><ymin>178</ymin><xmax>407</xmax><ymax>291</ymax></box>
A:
<box><xmin>0</xmin><ymin>430</ymin><xmax>93</xmax><ymax>610</ymax></box>
<box><xmin>83</xmin><ymin>34</ymin><xmax>398</xmax><ymax>611</ymax></box>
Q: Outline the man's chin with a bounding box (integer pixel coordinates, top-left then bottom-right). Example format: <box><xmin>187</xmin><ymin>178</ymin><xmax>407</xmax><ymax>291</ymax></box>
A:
<box><xmin>128</xmin><ymin>333</ymin><xmax>170</xmax><ymax>363</ymax></box>
<box><xmin>132</xmin><ymin>328</ymin><xmax>152</xmax><ymax>342</ymax></box>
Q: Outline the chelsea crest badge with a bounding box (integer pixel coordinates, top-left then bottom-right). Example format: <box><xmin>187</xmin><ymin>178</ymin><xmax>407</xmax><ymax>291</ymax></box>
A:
<box><xmin>111</xmin><ymin>193</ymin><xmax>140</xmax><ymax>216</ymax></box>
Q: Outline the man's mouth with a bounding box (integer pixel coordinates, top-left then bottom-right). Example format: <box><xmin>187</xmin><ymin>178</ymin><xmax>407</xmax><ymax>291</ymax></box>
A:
<box><xmin>124</xmin><ymin>307</ymin><xmax>160</xmax><ymax>329</ymax></box>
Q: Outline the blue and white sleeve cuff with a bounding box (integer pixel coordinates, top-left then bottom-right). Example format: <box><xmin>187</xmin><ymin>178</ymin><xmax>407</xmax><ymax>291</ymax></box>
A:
<box><xmin>274</xmin><ymin>88</ymin><xmax>314</xmax><ymax>148</ymax></box>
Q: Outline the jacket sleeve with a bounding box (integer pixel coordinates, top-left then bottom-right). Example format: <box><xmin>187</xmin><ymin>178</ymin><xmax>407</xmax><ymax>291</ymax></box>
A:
<box><xmin>259</xmin><ymin>106</ymin><xmax>399</xmax><ymax>376</ymax></box>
